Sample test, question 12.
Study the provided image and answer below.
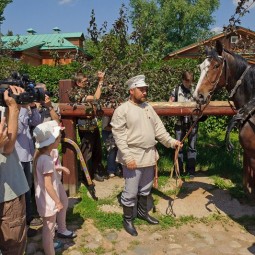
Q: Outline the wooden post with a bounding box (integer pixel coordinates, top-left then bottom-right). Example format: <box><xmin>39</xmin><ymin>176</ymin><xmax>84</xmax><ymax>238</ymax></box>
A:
<box><xmin>59</xmin><ymin>79</ymin><xmax>78</xmax><ymax>196</ymax></box>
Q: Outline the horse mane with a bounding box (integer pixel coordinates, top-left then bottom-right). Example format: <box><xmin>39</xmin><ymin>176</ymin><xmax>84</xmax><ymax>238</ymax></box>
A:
<box><xmin>223</xmin><ymin>48</ymin><xmax>249</xmax><ymax>80</ymax></box>
<box><xmin>223</xmin><ymin>48</ymin><xmax>255</xmax><ymax>102</ymax></box>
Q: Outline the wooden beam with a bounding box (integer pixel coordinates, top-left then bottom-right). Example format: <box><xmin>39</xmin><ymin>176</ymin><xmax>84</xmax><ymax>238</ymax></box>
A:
<box><xmin>59</xmin><ymin>101</ymin><xmax>237</xmax><ymax>117</ymax></box>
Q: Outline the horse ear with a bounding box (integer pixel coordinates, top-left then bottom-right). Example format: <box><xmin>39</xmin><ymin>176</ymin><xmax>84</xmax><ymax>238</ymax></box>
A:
<box><xmin>215</xmin><ymin>40</ymin><xmax>223</xmax><ymax>56</ymax></box>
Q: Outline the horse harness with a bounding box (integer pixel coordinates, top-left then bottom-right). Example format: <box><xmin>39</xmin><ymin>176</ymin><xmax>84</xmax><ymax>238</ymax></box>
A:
<box><xmin>221</xmin><ymin>60</ymin><xmax>255</xmax><ymax>152</ymax></box>
<box><xmin>206</xmin><ymin>51</ymin><xmax>254</xmax><ymax>129</ymax></box>
<box><xmin>228</xmin><ymin>65</ymin><xmax>254</xmax><ymax>129</ymax></box>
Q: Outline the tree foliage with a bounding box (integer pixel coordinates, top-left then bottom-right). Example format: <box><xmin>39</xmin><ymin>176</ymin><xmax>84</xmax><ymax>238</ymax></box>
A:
<box><xmin>0</xmin><ymin>0</ymin><xmax>15</xmax><ymax>78</ymax></box>
<box><xmin>79</xmin><ymin>5</ymin><xmax>200</xmax><ymax>110</ymax></box>
<box><xmin>224</xmin><ymin>0</ymin><xmax>255</xmax><ymax>32</ymax></box>
<box><xmin>0</xmin><ymin>0</ymin><xmax>12</xmax><ymax>25</ymax></box>
<box><xmin>129</xmin><ymin>0</ymin><xmax>220</xmax><ymax>57</ymax></box>
<box><xmin>19</xmin><ymin>63</ymin><xmax>80</xmax><ymax>101</ymax></box>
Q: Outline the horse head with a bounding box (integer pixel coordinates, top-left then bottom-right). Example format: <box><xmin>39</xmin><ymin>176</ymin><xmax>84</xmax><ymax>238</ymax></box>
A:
<box><xmin>193</xmin><ymin>40</ymin><xmax>226</xmax><ymax>105</ymax></box>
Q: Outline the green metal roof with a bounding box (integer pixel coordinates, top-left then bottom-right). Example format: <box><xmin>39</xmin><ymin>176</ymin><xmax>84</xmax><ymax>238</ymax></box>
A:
<box><xmin>1</xmin><ymin>32</ymin><xmax>84</xmax><ymax>51</ymax></box>
<box><xmin>60</xmin><ymin>32</ymin><xmax>84</xmax><ymax>38</ymax></box>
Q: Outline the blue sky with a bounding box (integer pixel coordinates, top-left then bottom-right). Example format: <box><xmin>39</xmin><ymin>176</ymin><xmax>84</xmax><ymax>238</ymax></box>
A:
<box><xmin>1</xmin><ymin>0</ymin><xmax>255</xmax><ymax>36</ymax></box>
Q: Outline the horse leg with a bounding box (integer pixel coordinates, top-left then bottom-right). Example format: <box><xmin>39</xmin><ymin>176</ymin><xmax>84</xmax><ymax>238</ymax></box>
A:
<box><xmin>239</xmin><ymin>117</ymin><xmax>255</xmax><ymax>158</ymax></box>
<box><xmin>243</xmin><ymin>154</ymin><xmax>255</xmax><ymax>196</ymax></box>
<box><xmin>240</xmin><ymin>117</ymin><xmax>255</xmax><ymax>196</ymax></box>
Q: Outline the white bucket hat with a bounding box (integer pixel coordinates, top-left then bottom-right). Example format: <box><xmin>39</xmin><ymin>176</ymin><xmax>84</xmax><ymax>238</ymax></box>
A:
<box><xmin>33</xmin><ymin>120</ymin><xmax>62</xmax><ymax>149</ymax></box>
<box><xmin>125</xmin><ymin>75</ymin><xmax>148</xmax><ymax>90</ymax></box>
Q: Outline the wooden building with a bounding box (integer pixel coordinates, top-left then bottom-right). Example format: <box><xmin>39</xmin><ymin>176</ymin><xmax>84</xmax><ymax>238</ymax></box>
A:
<box><xmin>163</xmin><ymin>26</ymin><xmax>255</xmax><ymax>65</ymax></box>
<box><xmin>1</xmin><ymin>27</ymin><xmax>92</xmax><ymax>66</ymax></box>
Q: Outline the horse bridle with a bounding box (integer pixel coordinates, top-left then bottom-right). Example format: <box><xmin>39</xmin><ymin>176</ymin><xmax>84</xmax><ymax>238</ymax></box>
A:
<box><xmin>206</xmin><ymin>50</ymin><xmax>252</xmax><ymax>99</ymax></box>
<box><xmin>202</xmin><ymin>54</ymin><xmax>235</xmax><ymax>112</ymax></box>
<box><xmin>201</xmin><ymin>50</ymin><xmax>252</xmax><ymax>115</ymax></box>
<box><xmin>204</xmin><ymin>55</ymin><xmax>226</xmax><ymax>101</ymax></box>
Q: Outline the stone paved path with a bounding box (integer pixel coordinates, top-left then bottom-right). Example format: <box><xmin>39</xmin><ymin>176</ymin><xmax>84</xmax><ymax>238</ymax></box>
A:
<box><xmin>27</xmin><ymin>174</ymin><xmax>255</xmax><ymax>255</ymax></box>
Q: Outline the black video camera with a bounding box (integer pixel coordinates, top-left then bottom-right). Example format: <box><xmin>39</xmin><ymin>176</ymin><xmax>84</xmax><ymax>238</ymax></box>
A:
<box><xmin>45</xmin><ymin>90</ymin><xmax>54</xmax><ymax>97</ymax></box>
<box><xmin>0</xmin><ymin>72</ymin><xmax>45</xmax><ymax>107</ymax></box>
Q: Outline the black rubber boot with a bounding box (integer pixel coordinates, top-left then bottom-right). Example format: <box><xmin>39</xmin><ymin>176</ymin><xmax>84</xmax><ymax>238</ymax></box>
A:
<box><xmin>123</xmin><ymin>205</ymin><xmax>138</xmax><ymax>236</ymax></box>
<box><xmin>186</xmin><ymin>158</ymin><xmax>196</xmax><ymax>176</ymax></box>
<box><xmin>137</xmin><ymin>195</ymin><xmax>159</xmax><ymax>225</ymax></box>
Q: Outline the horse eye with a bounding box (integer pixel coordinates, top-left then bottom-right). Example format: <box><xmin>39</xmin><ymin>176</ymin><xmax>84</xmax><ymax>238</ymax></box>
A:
<box><xmin>214</xmin><ymin>64</ymin><xmax>220</xmax><ymax>69</ymax></box>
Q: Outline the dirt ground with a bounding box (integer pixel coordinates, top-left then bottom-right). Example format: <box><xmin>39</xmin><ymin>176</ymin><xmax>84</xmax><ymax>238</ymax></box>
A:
<box><xmin>28</xmin><ymin>173</ymin><xmax>255</xmax><ymax>255</ymax></box>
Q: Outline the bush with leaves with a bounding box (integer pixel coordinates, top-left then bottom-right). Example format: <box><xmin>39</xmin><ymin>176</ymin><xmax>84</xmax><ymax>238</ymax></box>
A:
<box><xmin>17</xmin><ymin>62</ymin><xmax>81</xmax><ymax>101</ymax></box>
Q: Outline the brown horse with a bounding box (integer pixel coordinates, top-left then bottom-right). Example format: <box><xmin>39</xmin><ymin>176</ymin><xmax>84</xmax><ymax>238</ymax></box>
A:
<box><xmin>193</xmin><ymin>40</ymin><xmax>255</xmax><ymax>169</ymax></box>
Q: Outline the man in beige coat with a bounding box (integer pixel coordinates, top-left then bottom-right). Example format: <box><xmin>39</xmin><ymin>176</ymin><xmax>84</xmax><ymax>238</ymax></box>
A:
<box><xmin>111</xmin><ymin>75</ymin><xmax>182</xmax><ymax>236</ymax></box>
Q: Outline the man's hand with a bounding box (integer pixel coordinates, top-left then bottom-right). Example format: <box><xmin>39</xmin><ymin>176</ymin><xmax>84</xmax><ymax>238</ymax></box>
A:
<box><xmin>126</xmin><ymin>160</ymin><xmax>137</xmax><ymax>170</ymax></box>
<box><xmin>97</xmin><ymin>71</ymin><xmax>105</xmax><ymax>82</ymax></box>
<box><xmin>175</xmin><ymin>140</ymin><xmax>183</xmax><ymax>149</ymax></box>
<box><xmin>0</xmin><ymin>117</ymin><xmax>8</xmax><ymax>149</ymax></box>
<box><xmin>44</xmin><ymin>94</ymin><xmax>52</xmax><ymax>108</ymax></box>
<box><xmin>4</xmin><ymin>86</ymin><xmax>24</xmax><ymax>109</ymax></box>
<box><xmin>2</xmin><ymin>86</ymin><xmax>24</xmax><ymax>154</ymax></box>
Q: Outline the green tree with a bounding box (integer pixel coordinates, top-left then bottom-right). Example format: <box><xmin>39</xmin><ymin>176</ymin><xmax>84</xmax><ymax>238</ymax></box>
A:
<box><xmin>75</xmin><ymin>6</ymin><xmax>200</xmax><ymax>114</ymax></box>
<box><xmin>224</xmin><ymin>0</ymin><xmax>255</xmax><ymax>32</ymax></box>
<box><xmin>129</xmin><ymin>0</ymin><xmax>220</xmax><ymax>57</ymax></box>
<box><xmin>0</xmin><ymin>0</ymin><xmax>12</xmax><ymax>25</ymax></box>
<box><xmin>0</xmin><ymin>0</ymin><xmax>15</xmax><ymax>78</ymax></box>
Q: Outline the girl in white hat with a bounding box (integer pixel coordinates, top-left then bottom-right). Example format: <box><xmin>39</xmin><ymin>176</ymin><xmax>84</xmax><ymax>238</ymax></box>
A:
<box><xmin>33</xmin><ymin>120</ymin><xmax>76</xmax><ymax>254</ymax></box>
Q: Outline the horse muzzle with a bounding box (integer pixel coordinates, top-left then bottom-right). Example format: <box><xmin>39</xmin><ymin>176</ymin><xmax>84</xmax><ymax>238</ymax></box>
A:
<box><xmin>194</xmin><ymin>93</ymin><xmax>208</xmax><ymax>105</ymax></box>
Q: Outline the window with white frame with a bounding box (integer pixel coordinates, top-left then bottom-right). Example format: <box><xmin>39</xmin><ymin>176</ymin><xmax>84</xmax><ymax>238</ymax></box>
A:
<box><xmin>231</xmin><ymin>36</ymin><xmax>239</xmax><ymax>44</ymax></box>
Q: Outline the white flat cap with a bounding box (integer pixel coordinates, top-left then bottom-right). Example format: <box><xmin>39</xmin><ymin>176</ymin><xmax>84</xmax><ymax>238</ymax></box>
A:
<box><xmin>125</xmin><ymin>75</ymin><xmax>148</xmax><ymax>90</ymax></box>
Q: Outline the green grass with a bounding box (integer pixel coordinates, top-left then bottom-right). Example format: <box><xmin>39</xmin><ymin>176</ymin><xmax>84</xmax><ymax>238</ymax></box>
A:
<box><xmin>196</xmin><ymin>129</ymin><xmax>243</xmax><ymax>177</ymax></box>
<box><xmin>68</xmin><ymin>126</ymin><xmax>250</xmax><ymax>232</ymax></box>
<box><xmin>73</xmin><ymin>186</ymin><xmax>123</xmax><ymax>231</ymax></box>
<box><xmin>79</xmin><ymin>247</ymin><xmax>106</xmax><ymax>254</ymax></box>
<box><xmin>211</xmin><ymin>175</ymin><xmax>235</xmax><ymax>190</ymax></box>
<box><xmin>73</xmin><ymin>185</ymin><xmax>202</xmax><ymax>231</ymax></box>
<box><xmin>196</xmin><ymin>129</ymin><xmax>245</xmax><ymax>200</ymax></box>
